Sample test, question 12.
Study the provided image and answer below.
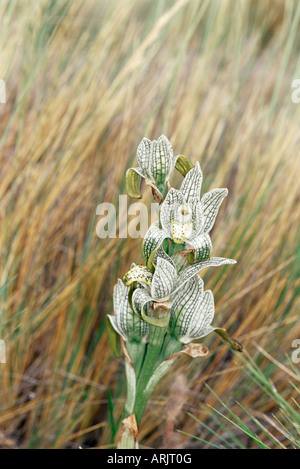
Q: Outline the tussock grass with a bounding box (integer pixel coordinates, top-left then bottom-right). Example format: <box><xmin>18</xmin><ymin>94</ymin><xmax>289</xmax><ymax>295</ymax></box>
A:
<box><xmin>0</xmin><ymin>0</ymin><xmax>299</xmax><ymax>448</ymax></box>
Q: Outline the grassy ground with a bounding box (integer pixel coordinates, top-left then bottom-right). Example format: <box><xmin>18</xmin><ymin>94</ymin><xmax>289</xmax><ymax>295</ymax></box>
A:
<box><xmin>0</xmin><ymin>0</ymin><xmax>299</xmax><ymax>449</ymax></box>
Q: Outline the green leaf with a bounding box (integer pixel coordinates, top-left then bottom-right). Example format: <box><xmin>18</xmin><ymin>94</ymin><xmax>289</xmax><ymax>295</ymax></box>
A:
<box><xmin>131</xmin><ymin>287</ymin><xmax>152</xmax><ymax>319</ymax></box>
<box><xmin>131</xmin><ymin>287</ymin><xmax>171</xmax><ymax>327</ymax></box>
<box><xmin>138</xmin><ymin>135</ymin><xmax>174</xmax><ymax>185</ymax></box>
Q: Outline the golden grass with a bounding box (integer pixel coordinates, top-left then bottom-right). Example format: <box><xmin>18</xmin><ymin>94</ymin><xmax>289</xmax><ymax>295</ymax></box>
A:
<box><xmin>0</xmin><ymin>0</ymin><xmax>299</xmax><ymax>448</ymax></box>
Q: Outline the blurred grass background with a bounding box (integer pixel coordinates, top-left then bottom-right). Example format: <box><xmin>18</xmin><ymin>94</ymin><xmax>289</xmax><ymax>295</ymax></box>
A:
<box><xmin>0</xmin><ymin>0</ymin><xmax>299</xmax><ymax>449</ymax></box>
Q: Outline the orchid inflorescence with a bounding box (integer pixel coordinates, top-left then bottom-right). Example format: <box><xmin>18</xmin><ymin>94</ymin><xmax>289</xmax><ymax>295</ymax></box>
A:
<box><xmin>107</xmin><ymin>135</ymin><xmax>242</xmax><ymax>448</ymax></box>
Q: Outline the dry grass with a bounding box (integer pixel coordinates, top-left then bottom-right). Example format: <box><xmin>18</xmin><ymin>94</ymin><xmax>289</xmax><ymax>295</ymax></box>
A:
<box><xmin>0</xmin><ymin>0</ymin><xmax>299</xmax><ymax>448</ymax></box>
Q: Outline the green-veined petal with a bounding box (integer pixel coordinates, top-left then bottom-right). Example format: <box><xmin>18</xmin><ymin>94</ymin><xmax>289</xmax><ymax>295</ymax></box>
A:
<box><xmin>160</xmin><ymin>188</ymin><xmax>184</xmax><ymax>234</ymax></box>
<box><xmin>137</xmin><ymin>135</ymin><xmax>174</xmax><ymax>185</ymax></box>
<box><xmin>142</xmin><ymin>221</ymin><xmax>167</xmax><ymax>268</ymax></box>
<box><xmin>177</xmin><ymin>290</ymin><xmax>215</xmax><ymax>344</ymax></box>
<box><xmin>151</xmin><ymin>257</ymin><xmax>177</xmax><ymax>299</ymax></box>
<box><xmin>110</xmin><ymin>280</ymin><xmax>149</xmax><ymax>342</ymax></box>
<box><xmin>137</xmin><ymin>138</ymin><xmax>151</xmax><ymax>176</ymax></box>
<box><xmin>173</xmin><ymin>257</ymin><xmax>236</xmax><ymax>294</ymax></box>
<box><xmin>132</xmin><ymin>287</ymin><xmax>169</xmax><ymax>327</ymax></box>
<box><xmin>169</xmin><ymin>276</ymin><xmax>204</xmax><ymax>336</ymax></box>
<box><xmin>186</xmin><ymin>232</ymin><xmax>213</xmax><ymax>263</ymax></box>
<box><xmin>201</xmin><ymin>188</ymin><xmax>228</xmax><ymax>233</ymax></box>
<box><xmin>131</xmin><ymin>287</ymin><xmax>153</xmax><ymax>318</ymax></box>
<box><xmin>148</xmin><ymin>135</ymin><xmax>174</xmax><ymax>185</ymax></box>
<box><xmin>180</xmin><ymin>162</ymin><xmax>202</xmax><ymax>202</ymax></box>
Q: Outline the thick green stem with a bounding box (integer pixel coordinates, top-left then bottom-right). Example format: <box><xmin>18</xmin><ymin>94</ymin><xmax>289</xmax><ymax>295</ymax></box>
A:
<box><xmin>133</xmin><ymin>325</ymin><xmax>166</xmax><ymax>424</ymax></box>
<box><xmin>121</xmin><ymin>334</ymin><xmax>182</xmax><ymax>429</ymax></box>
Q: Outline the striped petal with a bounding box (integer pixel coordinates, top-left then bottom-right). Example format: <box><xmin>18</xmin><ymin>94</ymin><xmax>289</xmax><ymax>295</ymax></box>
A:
<box><xmin>180</xmin><ymin>162</ymin><xmax>202</xmax><ymax>202</ymax></box>
<box><xmin>137</xmin><ymin>138</ymin><xmax>152</xmax><ymax>177</ymax></box>
<box><xmin>123</xmin><ymin>265</ymin><xmax>153</xmax><ymax>287</ymax></box>
<box><xmin>131</xmin><ymin>287</ymin><xmax>153</xmax><ymax>318</ymax></box>
<box><xmin>132</xmin><ymin>287</ymin><xmax>170</xmax><ymax>327</ymax></box>
<box><xmin>169</xmin><ymin>275</ymin><xmax>204</xmax><ymax>336</ymax></box>
<box><xmin>142</xmin><ymin>221</ymin><xmax>168</xmax><ymax>268</ymax></box>
<box><xmin>109</xmin><ymin>280</ymin><xmax>149</xmax><ymax>342</ymax></box>
<box><xmin>201</xmin><ymin>188</ymin><xmax>228</xmax><ymax>233</ymax></box>
<box><xmin>186</xmin><ymin>232</ymin><xmax>213</xmax><ymax>262</ymax></box>
<box><xmin>137</xmin><ymin>135</ymin><xmax>174</xmax><ymax>185</ymax></box>
<box><xmin>160</xmin><ymin>188</ymin><xmax>184</xmax><ymax>234</ymax></box>
<box><xmin>178</xmin><ymin>290</ymin><xmax>215</xmax><ymax>344</ymax></box>
<box><xmin>148</xmin><ymin>135</ymin><xmax>174</xmax><ymax>184</ymax></box>
<box><xmin>152</xmin><ymin>247</ymin><xmax>176</xmax><ymax>270</ymax></box>
<box><xmin>151</xmin><ymin>257</ymin><xmax>178</xmax><ymax>299</ymax></box>
<box><xmin>173</xmin><ymin>257</ymin><xmax>236</xmax><ymax>295</ymax></box>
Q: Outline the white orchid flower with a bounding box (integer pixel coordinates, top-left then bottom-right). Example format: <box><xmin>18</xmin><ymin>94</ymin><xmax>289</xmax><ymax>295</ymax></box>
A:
<box><xmin>126</xmin><ymin>135</ymin><xmax>177</xmax><ymax>201</ymax></box>
<box><xmin>168</xmin><ymin>275</ymin><xmax>242</xmax><ymax>351</ymax></box>
<box><xmin>108</xmin><ymin>279</ymin><xmax>149</xmax><ymax>342</ymax></box>
<box><xmin>123</xmin><ymin>251</ymin><xmax>236</xmax><ymax>327</ymax></box>
<box><xmin>142</xmin><ymin>162</ymin><xmax>229</xmax><ymax>265</ymax></box>
<box><xmin>168</xmin><ymin>275</ymin><xmax>215</xmax><ymax>343</ymax></box>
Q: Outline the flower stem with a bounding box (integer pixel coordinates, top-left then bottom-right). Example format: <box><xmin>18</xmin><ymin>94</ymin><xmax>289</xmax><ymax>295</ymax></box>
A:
<box><xmin>133</xmin><ymin>325</ymin><xmax>166</xmax><ymax>424</ymax></box>
<box><xmin>160</xmin><ymin>334</ymin><xmax>182</xmax><ymax>361</ymax></box>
